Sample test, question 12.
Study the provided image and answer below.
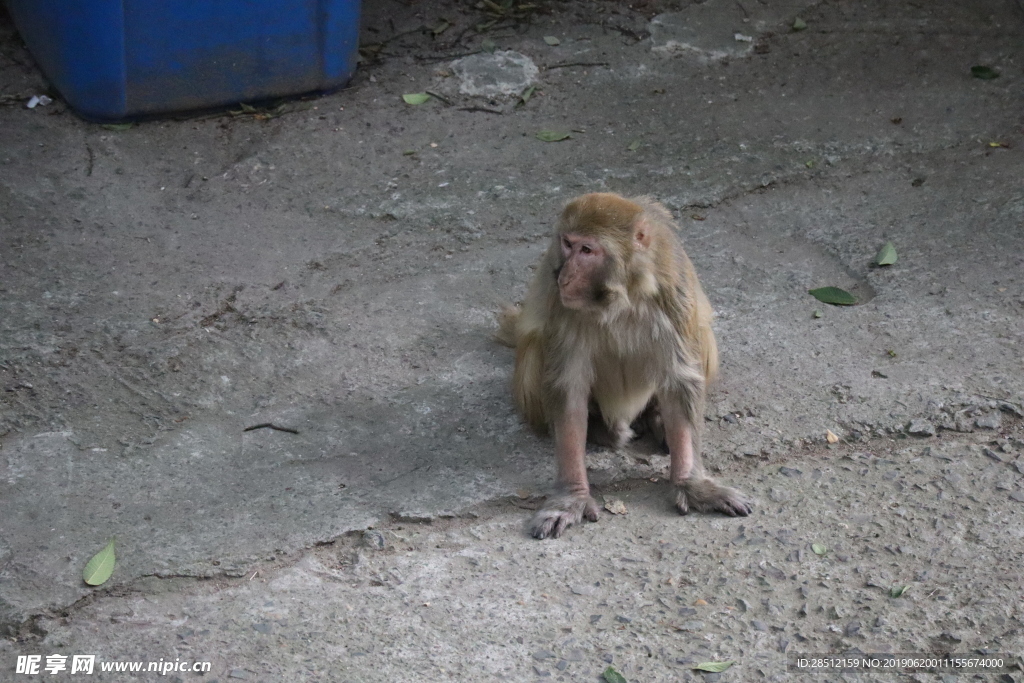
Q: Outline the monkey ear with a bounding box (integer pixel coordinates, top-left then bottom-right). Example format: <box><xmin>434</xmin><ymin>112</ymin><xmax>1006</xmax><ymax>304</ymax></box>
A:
<box><xmin>633</xmin><ymin>217</ymin><xmax>653</xmax><ymax>250</ymax></box>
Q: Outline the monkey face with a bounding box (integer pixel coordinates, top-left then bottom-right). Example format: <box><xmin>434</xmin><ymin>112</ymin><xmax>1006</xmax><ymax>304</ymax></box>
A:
<box><xmin>556</xmin><ymin>232</ymin><xmax>608</xmax><ymax>310</ymax></box>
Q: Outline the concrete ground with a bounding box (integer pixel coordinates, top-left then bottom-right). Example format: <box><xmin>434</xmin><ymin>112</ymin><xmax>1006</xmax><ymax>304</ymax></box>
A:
<box><xmin>1</xmin><ymin>0</ymin><xmax>1023</xmax><ymax>680</ymax></box>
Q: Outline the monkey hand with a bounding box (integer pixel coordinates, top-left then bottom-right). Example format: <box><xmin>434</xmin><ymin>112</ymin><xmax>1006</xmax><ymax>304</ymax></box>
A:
<box><xmin>529</xmin><ymin>492</ymin><xmax>601</xmax><ymax>539</ymax></box>
<box><xmin>675</xmin><ymin>478</ymin><xmax>753</xmax><ymax>517</ymax></box>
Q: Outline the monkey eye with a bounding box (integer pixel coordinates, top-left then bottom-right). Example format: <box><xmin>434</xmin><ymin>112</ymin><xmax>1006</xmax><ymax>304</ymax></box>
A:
<box><xmin>580</xmin><ymin>245</ymin><xmax>593</xmax><ymax>254</ymax></box>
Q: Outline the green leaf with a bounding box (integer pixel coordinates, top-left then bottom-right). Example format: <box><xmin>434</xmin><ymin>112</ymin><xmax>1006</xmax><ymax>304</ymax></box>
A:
<box><xmin>431</xmin><ymin>20</ymin><xmax>450</xmax><ymax>36</ymax></box>
<box><xmin>694</xmin><ymin>661</ymin><xmax>735</xmax><ymax>673</ymax></box>
<box><xmin>481</xmin><ymin>38</ymin><xmax>497</xmax><ymax>53</ymax></box>
<box><xmin>793</xmin><ymin>17</ymin><xmax>807</xmax><ymax>31</ymax></box>
<box><xmin>876</xmin><ymin>241</ymin><xmax>898</xmax><ymax>266</ymax></box>
<box><xmin>100</xmin><ymin>123</ymin><xmax>133</xmax><ymax>131</ymax></box>
<box><xmin>812</xmin><ymin>543</ymin><xmax>827</xmax><ymax>556</ymax></box>
<box><xmin>520</xmin><ymin>85</ymin><xmax>536</xmax><ymax>104</ymax></box>
<box><xmin>543</xmin><ymin>35</ymin><xmax>561</xmax><ymax>46</ymax></box>
<box><xmin>602</xmin><ymin>666</ymin><xmax>628</xmax><ymax>683</ymax></box>
<box><xmin>812</xmin><ymin>309</ymin><xmax>822</xmax><ymax>319</ymax></box>
<box><xmin>971</xmin><ymin>65</ymin><xmax>999</xmax><ymax>80</ymax></box>
<box><xmin>890</xmin><ymin>584</ymin><xmax>909</xmax><ymax>598</ymax></box>
<box><xmin>83</xmin><ymin>539</ymin><xmax>116</xmax><ymax>586</ymax></box>
<box><xmin>809</xmin><ymin>287</ymin><xmax>857</xmax><ymax>306</ymax></box>
<box><xmin>402</xmin><ymin>93</ymin><xmax>432</xmax><ymax>105</ymax></box>
<box><xmin>628</xmin><ymin>139</ymin><xmax>641</xmax><ymax>152</ymax></box>
<box><xmin>805</xmin><ymin>159</ymin><xmax>815</xmax><ymax>168</ymax></box>
<box><xmin>536</xmin><ymin>130</ymin><xmax>570</xmax><ymax>142</ymax></box>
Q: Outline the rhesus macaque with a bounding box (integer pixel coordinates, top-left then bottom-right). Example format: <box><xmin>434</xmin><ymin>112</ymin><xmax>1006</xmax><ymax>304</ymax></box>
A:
<box><xmin>498</xmin><ymin>193</ymin><xmax>752</xmax><ymax>539</ymax></box>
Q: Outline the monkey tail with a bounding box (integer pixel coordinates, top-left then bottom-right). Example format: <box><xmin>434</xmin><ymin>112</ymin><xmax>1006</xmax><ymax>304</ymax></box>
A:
<box><xmin>692</xmin><ymin>287</ymin><xmax>719</xmax><ymax>384</ymax></box>
<box><xmin>495</xmin><ymin>305</ymin><xmax>521</xmax><ymax>348</ymax></box>
<box><xmin>513</xmin><ymin>329</ymin><xmax>548</xmax><ymax>433</ymax></box>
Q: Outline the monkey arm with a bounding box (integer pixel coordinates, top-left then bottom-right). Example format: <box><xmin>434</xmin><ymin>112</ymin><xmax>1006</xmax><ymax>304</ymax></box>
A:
<box><xmin>552</xmin><ymin>390</ymin><xmax>591</xmax><ymax>495</ymax></box>
<box><xmin>529</xmin><ymin>388</ymin><xmax>601</xmax><ymax>539</ymax></box>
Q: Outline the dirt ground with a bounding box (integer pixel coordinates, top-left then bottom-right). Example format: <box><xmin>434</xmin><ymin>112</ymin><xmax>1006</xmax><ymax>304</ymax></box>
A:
<box><xmin>1</xmin><ymin>0</ymin><xmax>1023</xmax><ymax>680</ymax></box>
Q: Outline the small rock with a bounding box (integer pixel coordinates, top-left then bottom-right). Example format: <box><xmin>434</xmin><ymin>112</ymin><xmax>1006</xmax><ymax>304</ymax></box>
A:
<box><xmin>589</xmin><ymin>614</ymin><xmax>603</xmax><ymax>624</ymax></box>
<box><xmin>362</xmin><ymin>530</ymin><xmax>386</xmax><ymax>550</ymax></box>
<box><xmin>779</xmin><ymin>466</ymin><xmax>803</xmax><ymax>478</ymax></box>
<box><xmin>555</xmin><ymin>659</ymin><xmax>568</xmax><ymax>671</ymax></box>
<box><xmin>845</xmin><ymin>621</ymin><xmax>861</xmax><ymax>636</ymax></box>
<box><xmin>679</xmin><ymin>607</ymin><xmax>698</xmax><ymax>617</ymax></box>
<box><xmin>570</xmin><ymin>583</ymin><xmax>597</xmax><ymax>596</ymax></box>
<box><xmin>723</xmin><ymin>413</ymin><xmax>738</xmax><ymax>424</ymax></box>
<box><xmin>533</xmin><ymin>665</ymin><xmax>551</xmax><ymax>677</ymax></box>
<box><xmin>997</xmin><ymin>401</ymin><xmax>1024</xmax><ymax>418</ymax></box>
<box><xmin>751</xmin><ymin>620</ymin><xmax>768</xmax><ymax>631</ymax></box>
<box><xmin>907</xmin><ymin>419</ymin><xmax>935</xmax><ymax>437</ymax></box>
<box><xmin>778</xmin><ymin>638</ymin><xmax>790</xmax><ymax>653</ymax></box>
<box><xmin>1014</xmin><ymin>459</ymin><xmax>1024</xmax><ymax>475</ymax></box>
<box><xmin>251</xmin><ymin>623</ymin><xmax>272</xmax><ymax>634</ymax></box>
<box><xmin>228</xmin><ymin>670</ymin><xmax>248</xmax><ymax>680</ymax></box>
<box><xmin>602</xmin><ymin>653</ymin><xmax>614</xmax><ymax>664</ymax></box>
<box><xmin>982</xmin><ymin>447</ymin><xmax>1005</xmax><ymax>462</ymax></box>
<box><xmin>532</xmin><ymin>650</ymin><xmax>555</xmax><ymax>661</ymax></box>
<box><xmin>735</xmin><ymin>599</ymin><xmax>751</xmax><ymax>613</ymax></box>
<box><xmin>976</xmin><ymin>412</ymin><xmax>1002</xmax><ymax>430</ymax></box>
<box><xmin>615</xmin><ymin>615</ymin><xmax>633</xmax><ymax>624</ymax></box>
<box><xmin>678</xmin><ymin>620</ymin><xmax>704</xmax><ymax>631</ymax></box>
<box><xmin>1009</xmin><ymin>491</ymin><xmax>1024</xmax><ymax>503</ymax></box>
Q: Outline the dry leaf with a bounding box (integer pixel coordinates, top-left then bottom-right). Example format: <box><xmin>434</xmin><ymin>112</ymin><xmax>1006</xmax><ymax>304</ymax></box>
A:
<box><xmin>826</xmin><ymin>429</ymin><xmax>839</xmax><ymax>443</ymax></box>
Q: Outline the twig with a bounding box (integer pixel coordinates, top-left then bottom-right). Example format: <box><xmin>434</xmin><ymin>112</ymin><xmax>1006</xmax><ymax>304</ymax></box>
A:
<box><xmin>425</xmin><ymin>90</ymin><xmax>453</xmax><ymax>105</ymax></box>
<box><xmin>243</xmin><ymin>423</ymin><xmax>300</xmax><ymax>434</ymax></box>
<box><xmin>458</xmin><ymin>106</ymin><xmax>503</xmax><ymax>115</ymax></box>
<box><xmin>544</xmin><ymin>61</ymin><xmax>611</xmax><ymax>70</ymax></box>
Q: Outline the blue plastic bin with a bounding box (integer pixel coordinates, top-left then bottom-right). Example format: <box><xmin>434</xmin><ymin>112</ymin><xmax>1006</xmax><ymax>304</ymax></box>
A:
<box><xmin>4</xmin><ymin>0</ymin><xmax>360</xmax><ymax>121</ymax></box>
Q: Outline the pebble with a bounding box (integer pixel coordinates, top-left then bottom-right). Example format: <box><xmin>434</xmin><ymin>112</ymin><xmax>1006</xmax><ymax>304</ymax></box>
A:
<box><xmin>907</xmin><ymin>419</ymin><xmax>935</xmax><ymax>437</ymax></box>
<box><xmin>976</xmin><ymin>412</ymin><xmax>1002</xmax><ymax>430</ymax></box>
<box><xmin>532</xmin><ymin>665</ymin><xmax>550</xmax><ymax>677</ymax></box>
<box><xmin>532</xmin><ymin>650</ymin><xmax>555</xmax><ymax>661</ymax></box>
<box><xmin>362</xmin><ymin>530</ymin><xmax>386</xmax><ymax>550</ymax></box>
<box><xmin>982</xmin><ymin>447</ymin><xmax>1004</xmax><ymax>462</ymax></box>
<box><xmin>779</xmin><ymin>466</ymin><xmax>803</xmax><ymax>478</ymax></box>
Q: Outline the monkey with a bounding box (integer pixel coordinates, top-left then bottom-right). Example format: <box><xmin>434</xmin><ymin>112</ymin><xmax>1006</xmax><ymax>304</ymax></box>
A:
<box><xmin>497</xmin><ymin>192</ymin><xmax>752</xmax><ymax>539</ymax></box>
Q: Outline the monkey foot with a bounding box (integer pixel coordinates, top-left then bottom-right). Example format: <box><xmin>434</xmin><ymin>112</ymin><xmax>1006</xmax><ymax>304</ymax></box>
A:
<box><xmin>529</xmin><ymin>493</ymin><xmax>601</xmax><ymax>539</ymax></box>
<box><xmin>675</xmin><ymin>479</ymin><xmax>753</xmax><ymax>517</ymax></box>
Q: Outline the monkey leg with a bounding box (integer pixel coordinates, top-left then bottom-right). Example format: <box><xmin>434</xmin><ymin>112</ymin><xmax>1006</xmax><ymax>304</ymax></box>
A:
<box><xmin>530</xmin><ymin>391</ymin><xmax>601</xmax><ymax>539</ymax></box>
<box><xmin>662</xmin><ymin>395</ymin><xmax>752</xmax><ymax>517</ymax></box>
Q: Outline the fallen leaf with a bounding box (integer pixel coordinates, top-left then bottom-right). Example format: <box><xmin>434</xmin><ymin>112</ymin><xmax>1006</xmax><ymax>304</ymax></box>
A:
<box><xmin>970</xmin><ymin>65</ymin><xmax>999</xmax><ymax>80</ymax></box>
<box><xmin>431</xmin><ymin>20</ymin><xmax>450</xmax><ymax>36</ymax></box>
<box><xmin>876</xmin><ymin>241</ymin><xmax>898</xmax><ymax>266</ymax></box>
<box><xmin>694</xmin><ymin>661</ymin><xmax>735</xmax><ymax>673</ymax></box>
<box><xmin>812</xmin><ymin>543</ymin><xmax>827</xmax><ymax>555</ymax></box>
<box><xmin>793</xmin><ymin>17</ymin><xmax>807</xmax><ymax>31</ymax></box>
<box><xmin>826</xmin><ymin>429</ymin><xmax>839</xmax><ymax>444</ymax></box>
<box><xmin>603</xmin><ymin>666</ymin><xmax>628</xmax><ymax>683</ymax></box>
<box><xmin>519</xmin><ymin>85</ymin><xmax>536</xmax><ymax>104</ymax></box>
<box><xmin>805</xmin><ymin>159</ymin><xmax>815</xmax><ymax>168</ymax></box>
<box><xmin>809</xmin><ymin>287</ymin><xmax>857</xmax><ymax>306</ymax></box>
<box><xmin>83</xmin><ymin>539</ymin><xmax>116</xmax><ymax>586</ymax></box>
<box><xmin>628</xmin><ymin>139</ymin><xmax>641</xmax><ymax>152</ymax></box>
<box><xmin>536</xmin><ymin>130</ymin><xmax>570</xmax><ymax>142</ymax></box>
<box><xmin>890</xmin><ymin>584</ymin><xmax>909</xmax><ymax>598</ymax></box>
<box><xmin>543</xmin><ymin>35</ymin><xmax>561</xmax><ymax>46</ymax></box>
<box><xmin>813</xmin><ymin>309</ymin><xmax>822</xmax><ymax>319</ymax></box>
<box><xmin>604</xmin><ymin>498</ymin><xmax>628</xmax><ymax>515</ymax></box>
<box><xmin>101</xmin><ymin>123</ymin><xmax>133</xmax><ymax>131</ymax></box>
<box><xmin>481</xmin><ymin>38</ymin><xmax>497</xmax><ymax>53</ymax></box>
<box><xmin>402</xmin><ymin>93</ymin><xmax>431</xmax><ymax>105</ymax></box>
<box><xmin>694</xmin><ymin>599</ymin><xmax>708</xmax><ymax>606</ymax></box>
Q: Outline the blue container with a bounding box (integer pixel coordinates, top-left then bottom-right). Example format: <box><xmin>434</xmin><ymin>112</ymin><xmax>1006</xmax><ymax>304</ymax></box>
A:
<box><xmin>4</xmin><ymin>0</ymin><xmax>360</xmax><ymax>121</ymax></box>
